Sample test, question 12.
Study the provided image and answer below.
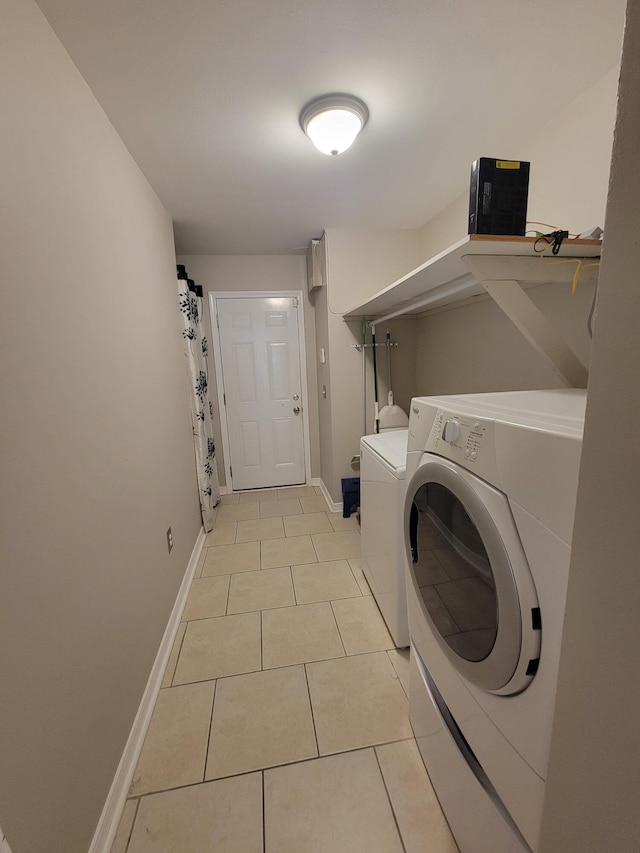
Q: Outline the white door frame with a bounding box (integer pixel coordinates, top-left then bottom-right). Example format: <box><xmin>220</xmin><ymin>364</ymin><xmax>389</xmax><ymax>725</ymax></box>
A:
<box><xmin>210</xmin><ymin>290</ymin><xmax>312</xmax><ymax>492</ymax></box>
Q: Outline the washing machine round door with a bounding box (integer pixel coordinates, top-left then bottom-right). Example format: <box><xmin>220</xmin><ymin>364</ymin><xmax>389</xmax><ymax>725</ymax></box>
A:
<box><xmin>404</xmin><ymin>456</ymin><xmax>541</xmax><ymax>695</ymax></box>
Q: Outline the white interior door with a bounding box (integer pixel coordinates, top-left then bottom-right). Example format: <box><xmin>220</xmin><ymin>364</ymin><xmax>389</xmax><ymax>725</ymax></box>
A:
<box><xmin>215</xmin><ymin>295</ymin><xmax>306</xmax><ymax>491</ymax></box>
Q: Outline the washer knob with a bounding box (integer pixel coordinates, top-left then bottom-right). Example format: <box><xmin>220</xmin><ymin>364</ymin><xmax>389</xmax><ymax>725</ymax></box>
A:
<box><xmin>442</xmin><ymin>419</ymin><xmax>461</xmax><ymax>443</ymax></box>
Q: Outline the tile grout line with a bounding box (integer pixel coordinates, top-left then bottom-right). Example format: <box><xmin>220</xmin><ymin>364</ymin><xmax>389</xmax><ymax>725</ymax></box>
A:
<box><xmin>121</xmin><ymin>796</ymin><xmax>140</xmax><ymax>853</ymax></box>
<box><xmin>386</xmin><ymin>649</ymin><xmax>411</xmax><ymax>700</ymax></box>
<box><xmin>261</xmin><ymin>769</ymin><xmax>266</xmax><ymax>853</ymax></box>
<box><xmin>195</xmin><ymin>737</ymin><xmax>416</xmax><ymax>788</ymax></box>
<box><xmin>289</xmin><ymin>565</ymin><xmax>299</xmax><ymax>606</ymax></box>
<box><xmin>328</xmin><ymin>598</ymin><xmax>348</xmax><ymax>658</ymax></box>
<box><xmin>260</xmin><ymin>608</ymin><xmax>264</xmax><ymax>672</ymax></box>
<box><xmin>201</xmin><ymin>678</ymin><xmax>218</xmax><ymax>786</ymax></box>
<box><xmin>170</xmin><ymin>642</ymin><xmax>399</xmax><ymax>690</ymax></box>
<box><xmin>223</xmin><ymin>573</ymin><xmax>231</xmax><ymax>616</ymax></box>
<box><xmin>344</xmin><ymin>558</ymin><xmax>364</xmax><ymax>596</ymax></box>
<box><xmin>168</xmin><ymin>622</ymin><xmax>189</xmax><ymax>688</ymax></box>
<box><xmin>372</xmin><ymin>745</ymin><xmax>409</xmax><ymax>853</ymax></box>
<box><xmin>124</xmin><ymin>764</ymin><xmax>280</xmax><ymax>801</ymax></box>
<box><xmin>197</xmin><ymin>545</ymin><xmax>207</xmax><ymax>580</ymax></box>
<box><xmin>303</xmin><ymin>662</ymin><xmax>321</xmax><ymax>759</ymax></box>
<box><xmin>309</xmin><ymin>529</ymin><xmax>321</xmax><ymax>564</ymax></box>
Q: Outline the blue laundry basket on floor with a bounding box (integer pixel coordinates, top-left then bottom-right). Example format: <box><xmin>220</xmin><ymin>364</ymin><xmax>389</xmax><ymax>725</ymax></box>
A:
<box><xmin>341</xmin><ymin>477</ymin><xmax>360</xmax><ymax>518</ymax></box>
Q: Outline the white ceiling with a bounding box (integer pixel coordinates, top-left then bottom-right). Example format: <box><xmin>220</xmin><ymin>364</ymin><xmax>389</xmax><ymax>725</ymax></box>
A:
<box><xmin>35</xmin><ymin>0</ymin><xmax>626</xmax><ymax>255</ymax></box>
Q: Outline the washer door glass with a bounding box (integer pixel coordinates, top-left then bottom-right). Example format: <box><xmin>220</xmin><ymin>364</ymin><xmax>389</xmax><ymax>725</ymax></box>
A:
<box><xmin>405</xmin><ymin>458</ymin><xmax>540</xmax><ymax>693</ymax></box>
<box><xmin>410</xmin><ymin>481</ymin><xmax>497</xmax><ymax>662</ymax></box>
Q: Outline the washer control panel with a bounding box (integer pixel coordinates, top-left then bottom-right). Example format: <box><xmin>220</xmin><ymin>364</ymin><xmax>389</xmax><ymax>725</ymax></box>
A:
<box><xmin>426</xmin><ymin>408</ymin><xmax>497</xmax><ymax>478</ymax></box>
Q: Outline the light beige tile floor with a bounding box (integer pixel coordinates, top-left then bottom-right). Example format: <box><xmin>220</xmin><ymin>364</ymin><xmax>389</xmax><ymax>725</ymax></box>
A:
<box><xmin>112</xmin><ymin>491</ymin><xmax>459</xmax><ymax>853</ymax></box>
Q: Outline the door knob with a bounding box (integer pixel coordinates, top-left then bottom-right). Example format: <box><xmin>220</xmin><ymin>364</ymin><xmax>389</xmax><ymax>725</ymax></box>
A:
<box><xmin>293</xmin><ymin>406</ymin><xmax>301</xmax><ymax>415</ymax></box>
<box><xmin>293</xmin><ymin>393</ymin><xmax>300</xmax><ymax>401</ymax></box>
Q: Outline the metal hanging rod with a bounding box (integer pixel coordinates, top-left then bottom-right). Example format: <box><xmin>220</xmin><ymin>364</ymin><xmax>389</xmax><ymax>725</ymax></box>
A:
<box><xmin>351</xmin><ymin>342</ymin><xmax>399</xmax><ymax>350</ymax></box>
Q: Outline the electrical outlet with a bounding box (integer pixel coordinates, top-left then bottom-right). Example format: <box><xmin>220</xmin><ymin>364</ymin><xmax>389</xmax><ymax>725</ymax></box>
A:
<box><xmin>166</xmin><ymin>527</ymin><xmax>173</xmax><ymax>553</ymax></box>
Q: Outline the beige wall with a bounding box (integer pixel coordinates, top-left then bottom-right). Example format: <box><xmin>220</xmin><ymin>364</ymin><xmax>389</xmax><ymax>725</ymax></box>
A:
<box><xmin>418</xmin><ymin>67</ymin><xmax>620</xmax><ymax>262</ymax></box>
<box><xmin>0</xmin><ymin>3</ymin><xmax>200</xmax><ymax>851</ymax></box>
<box><xmin>326</xmin><ymin>229</ymin><xmax>422</xmax><ymax>315</ymax></box>
<box><xmin>540</xmin><ymin>2</ymin><xmax>640</xmax><ymax>849</ymax></box>
<box><xmin>315</xmin><ymin>68</ymin><xmax>620</xmax><ymax>503</ymax></box>
<box><xmin>177</xmin><ymin>254</ymin><xmax>320</xmax><ymax>487</ymax></box>
<box><xmin>312</xmin><ymin>266</ymin><xmax>335</xmax><ymax>490</ymax></box>
<box><xmin>410</xmin><ymin>66</ymin><xmax>618</xmax><ymax>398</ymax></box>
<box><xmin>321</xmin><ymin>229</ymin><xmax>421</xmax><ymax>501</ymax></box>
<box><xmin>414</xmin><ymin>277</ymin><xmax>597</xmax><ymax>395</ymax></box>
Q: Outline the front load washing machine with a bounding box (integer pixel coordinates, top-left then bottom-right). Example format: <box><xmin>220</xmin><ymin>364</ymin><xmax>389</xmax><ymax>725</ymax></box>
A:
<box><xmin>403</xmin><ymin>390</ymin><xmax>586</xmax><ymax>852</ymax></box>
<box><xmin>360</xmin><ymin>429</ymin><xmax>409</xmax><ymax>648</ymax></box>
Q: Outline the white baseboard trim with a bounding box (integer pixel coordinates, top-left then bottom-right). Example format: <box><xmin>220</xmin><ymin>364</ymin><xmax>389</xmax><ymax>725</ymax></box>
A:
<box><xmin>312</xmin><ymin>478</ymin><xmax>343</xmax><ymax>514</ymax></box>
<box><xmin>88</xmin><ymin>526</ymin><xmax>206</xmax><ymax>853</ymax></box>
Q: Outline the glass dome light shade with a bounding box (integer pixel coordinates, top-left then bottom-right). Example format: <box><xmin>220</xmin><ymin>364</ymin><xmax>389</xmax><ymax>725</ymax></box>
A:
<box><xmin>305</xmin><ymin>108</ymin><xmax>362</xmax><ymax>155</ymax></box>
<box><xmin>300</xmin><ymin>94</ymin><xmax>369</xmax><ymax>156</ymax></box>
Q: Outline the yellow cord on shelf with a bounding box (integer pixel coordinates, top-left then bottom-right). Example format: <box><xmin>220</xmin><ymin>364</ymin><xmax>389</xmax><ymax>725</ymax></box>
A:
<box><xmin>524</xmin><ymin>222</ymin><xmax>600</xmax><ymax>292</ymax></box>
<box><xmin>538</xmin><ymin>241</ymin><xmax>600</xmax><ymax>294</ymax></box>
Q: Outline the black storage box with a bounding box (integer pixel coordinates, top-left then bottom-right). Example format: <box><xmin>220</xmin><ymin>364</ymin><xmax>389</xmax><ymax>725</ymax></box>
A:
<box><xmin>468</xmin><ymin>158</ymin><xmax>530</xmax><ymax>236</ymax></box>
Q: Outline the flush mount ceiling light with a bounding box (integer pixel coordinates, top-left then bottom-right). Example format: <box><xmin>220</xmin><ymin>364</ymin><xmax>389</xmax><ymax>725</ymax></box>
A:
<box><xmin>299</xmin><ymin>94</ymin><xmax>369</xmax><ymax>156</ymax></box>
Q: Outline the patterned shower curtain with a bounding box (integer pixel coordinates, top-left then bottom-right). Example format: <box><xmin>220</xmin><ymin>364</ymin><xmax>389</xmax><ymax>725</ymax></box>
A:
<box><xmin>177</xmin><ymin>265</ymin><xmax>220</xmax><ymax>531</ymax></box>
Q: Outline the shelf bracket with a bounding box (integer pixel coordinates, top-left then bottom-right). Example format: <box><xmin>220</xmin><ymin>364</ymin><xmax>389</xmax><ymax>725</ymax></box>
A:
<box><xmin>462</xmin><ymin>255</ymin><xmax>591</xmax><ymax>388</ymax></box>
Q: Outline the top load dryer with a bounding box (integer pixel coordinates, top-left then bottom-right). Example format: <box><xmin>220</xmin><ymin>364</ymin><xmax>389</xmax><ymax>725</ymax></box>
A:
<box><xmin>360</xmin><ymin>428</ymin><xmax>409</xmax><ymax>648</ymax></box>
